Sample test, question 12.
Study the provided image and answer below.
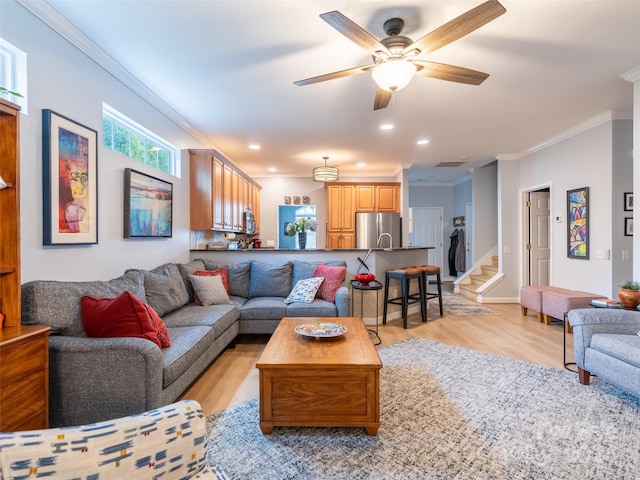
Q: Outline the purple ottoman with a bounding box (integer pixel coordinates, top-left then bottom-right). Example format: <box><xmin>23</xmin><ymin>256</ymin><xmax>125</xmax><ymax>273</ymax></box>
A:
<box><xmin>520</xmin><ymin>286</ymin><xmax>564</xmax><ymax>322</ymax></box>
<box><xmin>542</xmin><ymin>289</ymin><xmax>607</xmax><ymax>332</ymax></box>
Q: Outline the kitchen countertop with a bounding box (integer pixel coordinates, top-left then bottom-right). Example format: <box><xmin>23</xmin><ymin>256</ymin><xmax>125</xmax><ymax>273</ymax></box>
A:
<box><xmin>190</xmin><ymin>247</ymin><xmax>432</xmax><ymax>252</ymax></box>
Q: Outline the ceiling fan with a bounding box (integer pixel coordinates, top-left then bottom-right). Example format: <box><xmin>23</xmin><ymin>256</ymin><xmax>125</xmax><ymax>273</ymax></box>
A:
<box><xmin>294</xmin><ymin>0</ymin><xmax>506</xmax><ymax>110</ymax></box>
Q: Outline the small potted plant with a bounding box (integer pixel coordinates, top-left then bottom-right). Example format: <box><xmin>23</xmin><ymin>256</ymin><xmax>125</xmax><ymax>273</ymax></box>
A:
<box><xmin>286</xmin><ymin>217</ymin><xmax>317</xmax><ymax>249</ymax></box>
<box><xmin>618</xmin><ymin>280</ymin><xmax>640</xmax><ymax>308</ymax></box>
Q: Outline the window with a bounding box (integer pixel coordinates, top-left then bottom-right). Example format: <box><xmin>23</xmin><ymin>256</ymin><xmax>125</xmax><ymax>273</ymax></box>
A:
<box><xmin>0</xmin><ymin>38</ymin><xmax>28</xmax><ymax>113</ymax></box>
<box><xmin>102</xmin><ymin>103</ymin><xmax>179</xmax><ymax>176</ymax></box>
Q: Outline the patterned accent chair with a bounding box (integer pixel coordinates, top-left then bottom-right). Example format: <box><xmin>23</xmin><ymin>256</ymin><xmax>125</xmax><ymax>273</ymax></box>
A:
<box><xmin>0</xmin><ymin>400</ymin><xmax>228</xmax><ymax>480</ymax></box>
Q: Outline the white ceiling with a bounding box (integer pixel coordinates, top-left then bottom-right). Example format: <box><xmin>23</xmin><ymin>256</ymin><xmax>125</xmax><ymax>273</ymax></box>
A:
<box><xmin>26</xmin><ymin>0</ymin><xmax>640</xmax><ymax>184</ymax></box>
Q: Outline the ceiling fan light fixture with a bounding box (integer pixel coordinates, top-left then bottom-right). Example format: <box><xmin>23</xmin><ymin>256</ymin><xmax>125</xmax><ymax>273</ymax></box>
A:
<box><xmin>372</xmin><ymin>59</ymin><xmax>416</xmax><ymax>92</ymax></box>
<box><xmin>313</xmin><ymin>156</ymin><xmax>339</xmax><ymax>182</ymax></box>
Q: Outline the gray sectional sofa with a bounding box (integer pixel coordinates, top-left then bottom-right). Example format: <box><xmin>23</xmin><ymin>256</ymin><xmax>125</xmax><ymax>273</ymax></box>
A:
<box><xmin>21</xmin><ymin>259</ymin><xmax>349</xmax><ymax>427</ymax></box>
<box><xmin>568</xmin><ymin>308</ymin><xmax>640</xmax><ymax>397</ymax></box>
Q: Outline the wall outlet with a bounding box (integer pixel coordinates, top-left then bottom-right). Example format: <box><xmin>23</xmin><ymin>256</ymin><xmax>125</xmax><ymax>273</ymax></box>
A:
<box><xmin>594</xmin><ymin>249</ymin><xmax>610</xmax><ymax>260</ymax></box>
<box><xmin>622</xmin><ymin>249</ymin><xmax>630</xmax><ymax>260</ymax></box>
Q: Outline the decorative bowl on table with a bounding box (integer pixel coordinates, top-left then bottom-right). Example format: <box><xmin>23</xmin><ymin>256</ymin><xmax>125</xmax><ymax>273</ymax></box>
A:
<box><xmin>355</xmin><ymin>273</ymin><xmax>376</xmax><ymax>286</ymax></box>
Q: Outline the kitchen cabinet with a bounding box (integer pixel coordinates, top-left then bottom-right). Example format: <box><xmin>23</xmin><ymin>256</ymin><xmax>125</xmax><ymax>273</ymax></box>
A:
<box><xmin>189</xmin><ymin>149</ymin><xmax>261</xmax><ymax>232</ymax></box>
<box><xmin>326</xmin><ymin>184</ymin><xmax>356</xmax><ymax>248</ymax></box>
<box><xmin>355</xmin><ymin>183</ymin><xmax>400</xmax><ymax>213</ymax></box>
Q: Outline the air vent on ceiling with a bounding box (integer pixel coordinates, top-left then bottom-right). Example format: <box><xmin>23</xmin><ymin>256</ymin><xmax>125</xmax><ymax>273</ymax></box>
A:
<box><xmin>435</xmin><ymin>161</ymin><xmax>466</xmax><ymax>167</ymax></box>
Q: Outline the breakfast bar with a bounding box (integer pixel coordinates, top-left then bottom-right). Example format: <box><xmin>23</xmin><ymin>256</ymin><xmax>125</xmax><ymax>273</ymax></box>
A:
<box><xmin>190</xmin><ymin>247</ymin><xmax>433</xmax><ymax>325</ymax></box>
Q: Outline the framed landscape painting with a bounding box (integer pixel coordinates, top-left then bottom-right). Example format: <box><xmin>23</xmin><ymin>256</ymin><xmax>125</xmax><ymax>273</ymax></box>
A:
<box><xmin>567</xmin><ymin>186</ymin><xmax>589</xmax><ymax>259</ymax></box>
<box><xmin>42</xmin><ymin>109</ymin><xmax>98</xmax><ymax>245</ymax></box>
<box><xmin>124</xmin><ymin>168</ymin><xmax>173</xmax><ymax>238</ymax></box>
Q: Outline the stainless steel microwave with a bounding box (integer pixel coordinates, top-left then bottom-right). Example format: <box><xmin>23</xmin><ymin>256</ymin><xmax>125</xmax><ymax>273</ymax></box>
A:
<box><xmin>244</xmin><ymin>211</ymin><xmax>256</xmax><ymax>234</ymax></box>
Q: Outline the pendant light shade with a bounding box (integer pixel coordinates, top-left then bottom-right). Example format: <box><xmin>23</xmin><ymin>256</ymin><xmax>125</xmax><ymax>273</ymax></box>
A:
<box><xmin>371</xmin><ymin>59</ymin><xmax>416</xmax><ymax>92</ymax></box>
<box><xmin>313</xmin><ymin>156</ymin><xmax>339</xmax><ymax>182</ymax></box>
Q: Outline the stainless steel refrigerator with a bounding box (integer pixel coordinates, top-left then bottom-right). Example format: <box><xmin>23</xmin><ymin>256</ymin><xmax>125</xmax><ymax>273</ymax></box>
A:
<box><xmin>355</xmin><ymin>212</ymin><xmax>402</xmax><ymax>249</ymax></box>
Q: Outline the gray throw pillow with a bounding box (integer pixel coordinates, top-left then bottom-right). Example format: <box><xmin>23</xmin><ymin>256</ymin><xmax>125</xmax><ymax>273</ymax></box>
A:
<box><xmin>142</xmin><ymin>263</ymin><xmax>190</xmax><ymax>317</ymax></box>
<box><xmin>223</xmin><ymin>262</ymin><xmax>251</xmax><ymax>298</ymax></box>
<box><xmin>249</xmin><ymin>261</ymin><xmax>292</xmax><ymax>298</ymax></box>
<box><xmin>189</xmin><ymin>274</ymin><xmax>231</xmax><ymax>305</ymax></box>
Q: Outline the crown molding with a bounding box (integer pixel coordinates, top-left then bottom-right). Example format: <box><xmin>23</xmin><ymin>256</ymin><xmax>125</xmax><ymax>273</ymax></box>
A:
<box><xmin>495</xmin><ymin>111</ymin><xmax>615</xmax><ymax>161</ymax></box>
<box><xmin>17</xmin><ymin>0</ymin><xmax>213</xmax><ymax>148</ymax></box>
<box><xmin>621</xmin><ymin>65</ymin><xmax>640</xmax><ymax>83</ymax></box>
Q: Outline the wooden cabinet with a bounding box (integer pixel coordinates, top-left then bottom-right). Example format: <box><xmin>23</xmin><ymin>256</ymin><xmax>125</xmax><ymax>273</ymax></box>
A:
<box><xmin>0</xmin><ymin>99</ymin><xmax>21</xmax><ymax>328</ymax></box>
<box><xmin>0</xmin><ymin>99</ymin><xmax>50</xmax><ymax>431</ymax></box>
<box><xmin>0</xmin><ymin>325</ymin><xmax>50</xmax><ymax>431</ymax></box>
<box><xmin>189</xmin><ymin>149</ymin><xmax>260</xmax><ymax>233</ymax></box>
<box><xmin>328</xmin><ymin>182</ymin><xmax>400</xmax><ymax>248</ymax></box>
<box><xmin>326</xmin><ymin>184</ymin><xmax>356</xmax><ymax>249</ymax></box>
<box><xmin>355</xmin><ymin>183</ymin><xmax>400</xmax><ymax>213</ymax></box>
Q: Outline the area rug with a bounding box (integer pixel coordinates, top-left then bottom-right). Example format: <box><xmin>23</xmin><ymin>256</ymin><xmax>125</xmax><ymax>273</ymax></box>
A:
<box><xmin>206</xmin><ymin>337</ymin><xmax>640</xmax><ymax>479</ymax></box>
<box><xmin>440</xmin><ymin>292</ymin><xmax>497</xmax><ymax>315</ymax></box>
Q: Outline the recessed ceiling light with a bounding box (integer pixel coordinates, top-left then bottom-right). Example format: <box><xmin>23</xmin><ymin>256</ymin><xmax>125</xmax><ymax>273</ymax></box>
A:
<box><xmin>416</xmin><ymin>139</ymin><xmax>429</xmax><ymax>145</ymax></box>
<box><xmin>357</xmin><ymin>162</ymin><xmax>366</xmax><ymax>167</ymax></box>
<box><xmin>249</xmin><ymin>144</ymin><xmax>261</xmax><ymax>150</ymax></box>
<box><xmin>380</xmin><ymin>124</ymin><xmax>394</xmax><ymax>130</ymax></box>
<box><xmin>267</xmin><ymin>167</ymin><xmax>277</xmax><ymax>172</ymax></box>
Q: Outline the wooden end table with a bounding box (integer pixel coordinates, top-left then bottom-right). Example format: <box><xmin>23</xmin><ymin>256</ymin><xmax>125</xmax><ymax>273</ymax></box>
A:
<box><xmin>256</xmin><ymin>316</ymin><xmax>382</xmax><ymax>435</ymax></box>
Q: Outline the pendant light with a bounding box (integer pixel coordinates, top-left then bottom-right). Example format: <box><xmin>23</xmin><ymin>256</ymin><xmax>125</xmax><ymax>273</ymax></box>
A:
<box><xmin>313</xmin><ymin>156</ymin><xmax>339</xmax><ymax>182</ymax></box>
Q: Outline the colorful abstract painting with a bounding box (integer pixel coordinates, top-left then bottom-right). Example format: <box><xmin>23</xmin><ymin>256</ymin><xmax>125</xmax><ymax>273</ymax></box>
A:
<box><xmin>567</xmin><ymin>187</ymin><xmax>589</xmax><ymax>259</ymax></box>
<box><xmin>124</xmin><ymin>168</ymin><xmax>173</xmax><ymax>238</ymax></box>
<box><xmin>43</xmin><ymin>110</ymin><xmax>98</xmax><ymax>245</ymax></box>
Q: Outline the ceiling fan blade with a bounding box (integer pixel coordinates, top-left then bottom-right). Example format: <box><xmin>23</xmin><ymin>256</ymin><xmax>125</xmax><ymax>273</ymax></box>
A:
<box><xmin>402</xmin><ymin>0</ymin><xmax>506</xmax><ymax>56</ymax></box>
<box><xmin>320</xmin><ymin>11</ymin><xmax>390</xmax><ymax>57</ymax></box>
<box><xmin>414</xmin><ymin>61</ymin><xmax>489</xmax><ymax>85</ymax></box>
<box><xmin>373</xmin><ymin>88</ymin><xmax>393</xmax><ymax>110</ymax></box>
<box><xmin>294</xmin><ymin>64</ymin><xmax>374</xmax><ymax>86</ymax></box>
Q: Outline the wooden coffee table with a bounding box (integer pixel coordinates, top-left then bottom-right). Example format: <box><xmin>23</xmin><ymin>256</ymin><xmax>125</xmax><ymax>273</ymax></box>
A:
<box><xmin>256</xmin><ymin>316</ymin><xmax>382</xmax><ymax>435</ymax></box>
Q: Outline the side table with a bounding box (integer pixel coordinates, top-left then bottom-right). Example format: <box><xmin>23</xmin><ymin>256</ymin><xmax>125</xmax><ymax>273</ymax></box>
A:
<box><xmin>351</xmin><ymin>279</ymin><xmax>382</xmax><ymax>345</ymax></box>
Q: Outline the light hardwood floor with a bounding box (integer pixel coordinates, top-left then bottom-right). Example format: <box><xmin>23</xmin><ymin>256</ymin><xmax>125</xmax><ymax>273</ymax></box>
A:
<box><xmin>180</xmin><ymin>296</ymin><xmax>574</xmax><ymax>416</ymax></box>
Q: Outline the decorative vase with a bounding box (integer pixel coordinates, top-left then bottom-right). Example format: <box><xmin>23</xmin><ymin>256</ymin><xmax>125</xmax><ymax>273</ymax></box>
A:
<box><xmin>618</xmin><ymin>288</ymin><xmax>640</xmax><ymax>308</ymax></box>
<box><xmin>298</xmin><ymin>232</ymin><xmax>307</xmax><ymax>250</ymax></box>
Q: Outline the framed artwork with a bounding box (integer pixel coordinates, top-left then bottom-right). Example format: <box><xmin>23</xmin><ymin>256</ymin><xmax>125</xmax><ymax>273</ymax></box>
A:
<box><xmin>302</xmin><ymin>195</ymin><xmax>311</xmax><ymax>205</ymax></box>
<box><xmin>124</xmin><ymin>168</ymin><xmax>173</xmax><ymax>238</ymax></box>
<box><xmin>284</xmin><ymin>196</ymin><xmax>291</xmax><ymax>205</ymax></box>
<box><xmin>42</xmin><ymin>109</ymin><xmax>98</xmax><ymax>245</ymax></box>
<box><xmin>293</xmin><ymin>195</ymin><xmax>301</xmax><ymax>205</ymax></box>
<box><xmin>625</xmin><ymin>217</ymin><xmax>633</xmax><ymax>236</ymax></box>
<box><xmin>567</xmin><ymin>186</ymin><xmax>589</xmax><ymax>259</ymax></box>
<box><xmin>624</xmin><ymin>192</ymin><xmax>633</xmax><ymax>211</ymax></box>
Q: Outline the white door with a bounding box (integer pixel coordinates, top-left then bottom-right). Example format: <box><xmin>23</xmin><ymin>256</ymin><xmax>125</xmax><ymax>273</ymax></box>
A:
<box><xmin>527</xmin><ymin>191</ymin><xmax>550</xmax><ymax>285</ymax></box>
<box><xmin>412</xmin><ymin>207</ymin><xmax>444</xmax><ymax>270</ymax></box>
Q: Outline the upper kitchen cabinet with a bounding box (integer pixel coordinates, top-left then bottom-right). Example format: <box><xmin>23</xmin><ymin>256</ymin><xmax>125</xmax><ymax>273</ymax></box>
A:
<box><xmin>189</xmin><ymin>149</ymin><xmax>261</xmax><ymax>233</ymax></box>
<box><xmin>355</xmin><ymin>183</ymin><xmax>400</xmax><ymax>213</ymax></box>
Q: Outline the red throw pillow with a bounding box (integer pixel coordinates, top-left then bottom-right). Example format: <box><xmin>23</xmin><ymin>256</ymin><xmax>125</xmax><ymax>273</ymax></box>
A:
<box><xmin>193</xmin><ymin>268</ymin><xmax>229</xmax><ymax>305</ymax></box>
<box><xmin>81</xmin><ymin>291</ymin><xmax>161</xmax><ymax>347</ymax></box>
<box><xmin>143</xmin><ymin>303</ymin><xmax>171</xmax><ymax>348</ymax></box>
<box><xmin>313</xmin><ymin>264</ymin><xmax>346</xmax><ymax>302</ymax></box>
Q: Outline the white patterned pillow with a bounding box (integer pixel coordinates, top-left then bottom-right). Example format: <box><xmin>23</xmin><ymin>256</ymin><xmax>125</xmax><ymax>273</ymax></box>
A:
<box><xmin>284</xmin><ymin>277</ymin><xmax>324</xmax><ymax>304</ymax></box>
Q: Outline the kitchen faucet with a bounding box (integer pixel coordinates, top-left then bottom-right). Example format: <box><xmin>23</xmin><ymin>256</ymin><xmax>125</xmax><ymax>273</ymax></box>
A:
<box><xmin>377</xmin><ymin>232</ymin><xmax>393</xmax><ymax>250</ymax></box>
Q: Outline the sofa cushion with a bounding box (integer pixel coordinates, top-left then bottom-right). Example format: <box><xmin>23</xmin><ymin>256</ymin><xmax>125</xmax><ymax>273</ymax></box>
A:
<box><xmin>292</xmin><ymin>260</ymin><xmax>347</xmax><ymax>286</ymax></box>
<box><xmin>189</xmin><ymin>274</ymin><xmax>231</xmax><ymax>305</ymax></box>
<box><xmin>286</xmin><ymin>299</ymin><xmax>338</xmax><ymax>317</ymax></box>
<box><xmin>161</xmin><ymin>326</ymin><xmax>216</xmax><ymax>388</ymax></box>
<box><xmin>140</xmin><ymin>264</ymin><xmax>190</xmax><ymax>317</ymax></box>
<box><xmin>313</xmin><ymin>264</ymin><xmax>346</xmax><ymax>302</ymax></box>
<box><xmin>590</xmin><ymin>334</ymin><xmax>640</xmax><ymax>368</ymax></box>
<box><xmin>203</xmin><ymin>261</ymin><xmax>251</xmax><ymax>298</ymax></box>
<box><xmin>81</xmin><ymin>291</ymin><xmax>161</xmax><ymax>347</ymax></box>
<box><xmin>21</xmin><ymin>270</ymin><xmax>146</xmax><ymax>337</ymax></box>
<box><xmin>238</xmin><ymin>297</ymin><xmax>287</xmax><ymax>320</ymax></box>
<box><xmin>163</xmin><ymin>303</ymin><xmax>239</xmax><ymax>339</ymax></box>
<box><xmin>177</xmin><ymin>259</ymin><xmax>206</xmax><ymax>300</ymax></box>
<box><xmin>192</xmin><ymin>269</ymin><xmax>229</xmax><ymax>305</ymax></box>
<box><xmin>249</xmin><ymin>261</ymin><xmax>292</xmax><ymax>298</ymax></box>
<box><xmin>285</xmin><ymin>277</ymin><xmax>324</xmax><ymax>304</ymax></box>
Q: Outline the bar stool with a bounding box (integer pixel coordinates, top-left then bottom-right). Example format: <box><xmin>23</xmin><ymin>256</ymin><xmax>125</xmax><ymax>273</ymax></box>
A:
<box><xmin>383</xmin><ymin>267</ymin><xmax>426</xmax><ymax>329</ymax></box>
<box><xmin>417</xmin><ymin>265</ymin><xmax>444</xmax><ymax>319</ymax></box>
